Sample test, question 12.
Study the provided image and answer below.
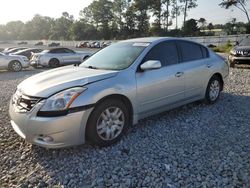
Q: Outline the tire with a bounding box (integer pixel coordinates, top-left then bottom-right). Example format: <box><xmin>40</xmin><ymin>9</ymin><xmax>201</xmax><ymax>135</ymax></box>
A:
<box><xmin>49</xmin><ymin>59</ymin><xmax>60</xmax><ymax>68</ymax></box>
<box><xmin>229</xmin><ymin>60</ymin><xmax>235</xmax><ymax>68</ymax></box>
<box><xmin>86</xmin><ymin>99</ymin><xmax>130</xmax><ymax>147</ymax></box>
<box><xmin>8</xmin><ymin>61</ymin><xmax>22</xmax><ymax>72</ymax></box>
<box><xmin>205</xmin><ymin>75</ymin><xmax>222</xmax><ymax>104</ymax></box>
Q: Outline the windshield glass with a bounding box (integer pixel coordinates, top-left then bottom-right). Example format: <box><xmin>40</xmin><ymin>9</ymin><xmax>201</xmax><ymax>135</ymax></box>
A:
<box><xmin>239</xmin><ymin>38</ymin><xmax>250</xmax><ymax>46</ymax></box>
<box><xmin>80</xmin><ymin>42</ymin><xmax>149</xmax><ymax>70</ymax></box>
<box><xmin>42</xmin><ymin>50</ymin><xmax>49</xmax><ymax>53</ymax></box>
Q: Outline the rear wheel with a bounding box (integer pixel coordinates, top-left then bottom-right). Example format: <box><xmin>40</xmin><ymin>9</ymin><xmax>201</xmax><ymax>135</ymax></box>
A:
<box><xmin>49</xmin><ymin>59</ymin><xmax>60</xmax><ymax>68</ymax></box>
<box><xmin>86</xmin><ymin>99</ymin><xmax>129</xmax><ymax>147</ymax></box>
<box><xmin>205</xmin><ymin>75</ymin><xmax>222</xmax><ymax>104</ymax></box>
<box><xmin>9</xmin><ymin>61</ymin><xmax>22</xmax><ymax>72</ymax></box>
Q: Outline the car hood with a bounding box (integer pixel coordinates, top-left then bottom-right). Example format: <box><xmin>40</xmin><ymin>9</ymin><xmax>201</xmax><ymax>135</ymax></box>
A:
<box><xmin>18</xmin><ymin>65</ymin><xmax>119</xmax><ymax>98</ymax></box>
<box><xmin>234</xmin><ymin>46</ymin><xmax>250</xmax><ymax>51</ymax></box>
<box><xmin>7</xmin><ymin>54</ymin><xmax>27</xmax><ymax>59</ymax></box>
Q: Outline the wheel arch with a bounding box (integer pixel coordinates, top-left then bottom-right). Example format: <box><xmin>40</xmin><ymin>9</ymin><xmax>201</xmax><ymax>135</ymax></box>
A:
<box><xmin>84</xmin><ymin>94</ymin><xmax>134</xmax><ymax>144</ymax></box>
<box><xmin>212</xmin><ymin>72</ymin><xmax>224</xmax><ymax>91</ymax></box>
<box><xmin>49</xmin><ymin>57</ymin><xmax>60</xmax><ymax>63</ymax></box>
<box><xmin>94</xmin><ymin>94</ymin><xmax>134</xmax><ymax>126</ymax></box>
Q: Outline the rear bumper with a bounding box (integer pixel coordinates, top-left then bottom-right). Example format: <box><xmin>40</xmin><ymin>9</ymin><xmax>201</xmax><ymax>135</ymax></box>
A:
<box><xmin>9</xmin><ymin>98</ymin><xmax>93</xmax><ymax>148</ymax></box>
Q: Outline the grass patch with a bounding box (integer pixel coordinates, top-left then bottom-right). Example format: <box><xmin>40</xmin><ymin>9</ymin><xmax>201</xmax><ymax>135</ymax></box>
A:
<box><xmin>210</xmin><ymin>41</ymin><xmax>233</xmax><ymax>54</ymax></box>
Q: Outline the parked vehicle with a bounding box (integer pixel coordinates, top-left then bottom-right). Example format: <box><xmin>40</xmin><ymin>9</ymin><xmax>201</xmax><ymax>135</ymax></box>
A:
<box><xmin>30</xmin><ymin>48</ymin><xmax>92</xmax><ymax>68</ymax></box>
<box><xmin>2</xmin><ymin>47</ymin><xmax>17</xmax><ymax>53</ymax></box>
<box><xmin>4</xmin><ymin>47</ymin><xmax>28</xmax><ymax>55</ymax></box>
<box><xmin>102</xmin><ymin>41</ymin><xmax>112</xmax><ymax>48</ymax></box>
<box><xmin>48</xmin><ymin>42</ymin><xmax>60</xmax><ymax>47</ymax></box>
<box><xmin>35</xmin><ymin>42</ymin><xmax>43</xmax><ymax>46</ymax></box>
<box><xmin>229</xmin><ymin>36</ymin><xmax>250</xmax><ymax>67</ymax></box>
<box><xmin>76</xmin><ymin>42</ymin><xmax>89</xmax><ymax>48</ymax></box>
<box><xmin>94</xmin><ymin>42</ymin><xmax>101</xmax><ymax>48</ymax></box>
<box><xmin>9</xmin><ymin>38</ymin><xmax>229</xmax><ymax>148</ymax></box>
<box><xmin>11</xmin><ymin>48</ymin><xmax>43</xmax><ymax>60</ymax></box>
<box><xmin>18</xmin><ymin>41</ymin><xmax>28</xmax><ymax>45</ymax></box>
<box><xmin>0</xmin><ymin>52</ymin><xmax>29</xmax><ymax>71</ymax></box>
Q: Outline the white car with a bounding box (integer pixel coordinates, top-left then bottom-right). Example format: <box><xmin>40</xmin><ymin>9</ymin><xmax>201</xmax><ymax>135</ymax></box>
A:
<box><xmin>0</xmin><ymin>52</ymin><xmax>29</xmax><ymax>71</ymax></box>
<box><xmin>30</xmin><ymin>48</ymin><xmax>92</xmax><ymax>68</ymax></box>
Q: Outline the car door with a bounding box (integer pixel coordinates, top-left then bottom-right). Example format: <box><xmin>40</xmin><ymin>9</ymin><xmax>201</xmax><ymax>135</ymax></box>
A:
<box><xmin>136</xmin><ymin>41</ymin><xmax>185</xmax><ymax>116</ymax></box>
<box><xmin>177</xmin><ymin>41</ymin><xmax>212</xmax><ymax>99</ymax></box>
<box><xmin>61</xmin><ymin>49</ymin><xmax>79</xmax><ymax>64</ymax></box>
<box><xmin>0</xmin><ymin>53</ymin><xmax>8</xmax><ymax>69</ymax></box>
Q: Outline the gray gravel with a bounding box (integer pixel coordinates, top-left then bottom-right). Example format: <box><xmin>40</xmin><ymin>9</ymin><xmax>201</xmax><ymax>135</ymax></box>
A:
<box><xmin>0</xmin><ymin>68</ymin><xmax>250</xmax><ymax>188</ymax></box>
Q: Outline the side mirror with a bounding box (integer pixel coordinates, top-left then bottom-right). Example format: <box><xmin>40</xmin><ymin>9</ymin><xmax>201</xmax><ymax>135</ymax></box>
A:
<box><xmin>140</xmin><ymin>60</ymin><xmax>162</xmax><ymax>71</ymax></box>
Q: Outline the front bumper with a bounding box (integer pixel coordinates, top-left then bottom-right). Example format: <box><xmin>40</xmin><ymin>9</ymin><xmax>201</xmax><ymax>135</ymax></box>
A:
<box><xmin>229</xmin><ymin>55</ymin><xmax>250</xmax><ymax>64</ymax></box>
<box><xmin>21</xmin><ymin>60</ymin><xmax>30</xmax><ymax>68</ymax></box>
<box><xmin>9</xmin><ymin>99</ymin><xmax>93</xmax><ymax>148</ymax></box>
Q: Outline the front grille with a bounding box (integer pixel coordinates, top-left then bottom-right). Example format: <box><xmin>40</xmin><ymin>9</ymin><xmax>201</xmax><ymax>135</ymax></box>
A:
<box><xmin>13</xmin><ymin>91</ymin><xmax>41</xmax><ymax>112</ymax></box>
<box><xmin>236</xmin><ymin>50</ymin><xmax>250</xmax><ymax>57</ymax></box>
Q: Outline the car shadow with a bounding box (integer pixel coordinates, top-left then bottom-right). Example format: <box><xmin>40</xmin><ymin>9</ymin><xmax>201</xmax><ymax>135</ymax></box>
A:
<box><xmin>27</xmin><ymin>92</ymin><xmax>250</xmax><ymax>186</ymax></box>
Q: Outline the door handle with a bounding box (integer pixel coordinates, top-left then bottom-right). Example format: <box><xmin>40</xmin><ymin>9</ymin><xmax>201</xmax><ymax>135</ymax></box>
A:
<box><xmin>207</xmin><ymin>64</ymin><xmax>212</xmax><ymax>68</ymax></box>
<box><xmin>175</xmin><ymin>72</ymin><xmax>184</xmax><ymax>77</ymax></box>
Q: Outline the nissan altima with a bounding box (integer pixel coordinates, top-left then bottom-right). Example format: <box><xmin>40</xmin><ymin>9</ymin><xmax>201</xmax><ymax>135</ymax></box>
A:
<box><xmin>9</xmin><ymin>37</ymin><xmax>229</xmax><ymax>148</ymax></box>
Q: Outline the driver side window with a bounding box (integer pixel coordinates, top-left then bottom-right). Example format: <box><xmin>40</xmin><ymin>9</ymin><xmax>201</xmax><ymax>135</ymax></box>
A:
<box><xmin>143</xmin><ymin>41</ymin><xmax>179</xmax><ymax>67</ymax></box>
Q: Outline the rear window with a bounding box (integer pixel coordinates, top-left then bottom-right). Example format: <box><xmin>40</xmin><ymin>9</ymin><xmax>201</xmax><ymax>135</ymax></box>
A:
<box><xmin>178</xmin><ymin>41</ymin><xmax>204</xmax><ymax>62</ymax></box>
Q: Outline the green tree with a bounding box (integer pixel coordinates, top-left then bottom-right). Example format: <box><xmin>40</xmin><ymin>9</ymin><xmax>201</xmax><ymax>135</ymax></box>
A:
<box><xmin>122</xmin><ymin>5</ymin><xmax>137</xmax><ymax>38</ymax></box>
<box><xmin>113</xmin><ymin>0</ymin><xmax>127</xmax><ymax>31</ymax></box>
<box><xmin>180</xmin><ymin>0</ymin><xmax>198</xmax><ymax>27</ymax></box>
<box><xmin>83</xmin><ymin>0</ymin><xmax>114</xmax><ymax>39</ymax></box>
<box><xmin>4</xmin><ymin>21</ymin><xmax>24</xmax><ymax>40</ymax></box>
<box><xmin>219</xmin><ymin>0</ymin><xmax>249</xmax><ymax>22</ymax></box>
<box><xmin>133</xmin><ymin>0</ymin><xmax>150</xmax><ymax>36</ymax></box>
<box><xmin>182</xmin><ymin>18</ymin><xmax>200</xmax><ymax>36</ymax></box>
<box><xmin>50</xmin><ymin>12</ymin><xmax>74</xmax><ymax>40</ymax></box>
<box><xmin>171</xmin><ymin>0</ymin><xmax>182</xmax><ymax>29</ymax></box>
<box><xmin>198</xmin><ymin>17</ymin><xmax>207</xmax><ymax>30</ymax></box>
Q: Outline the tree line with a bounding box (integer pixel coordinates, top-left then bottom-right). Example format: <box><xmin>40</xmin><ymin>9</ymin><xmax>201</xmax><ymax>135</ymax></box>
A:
<box><xmin>0</xmin><ymin>0</ymin><xmax>249</xmax><ymax>41</ymax></box>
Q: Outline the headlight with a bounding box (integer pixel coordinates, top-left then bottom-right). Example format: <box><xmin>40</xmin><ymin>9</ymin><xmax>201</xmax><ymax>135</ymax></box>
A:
<box><xmin>230</xmin><ymin>49</ymin><xmax>236</xmax><ymax>55</ymax></box>
<box><xmin>22</xmin><ymin>57</ymin><xmax>29</xmax><ymax>61</ymax></box>
<box><xmin>39</xmin><ymin>87</ymin><xmax>86</xmax><ymax>112</ymax></box>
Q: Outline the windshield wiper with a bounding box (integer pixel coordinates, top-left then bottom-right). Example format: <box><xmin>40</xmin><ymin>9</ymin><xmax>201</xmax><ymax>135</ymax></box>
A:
<box><xmin>83</xmin><ymin>65</ymin><xmax>99</xmax><ymax>69</ymax></box>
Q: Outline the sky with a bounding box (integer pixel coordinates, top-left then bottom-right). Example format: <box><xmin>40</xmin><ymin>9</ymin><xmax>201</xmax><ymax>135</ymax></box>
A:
<box><xmin>0</xmin><ymin>0</ymin><xmax>248</xmax><ymax>25</ymax></box>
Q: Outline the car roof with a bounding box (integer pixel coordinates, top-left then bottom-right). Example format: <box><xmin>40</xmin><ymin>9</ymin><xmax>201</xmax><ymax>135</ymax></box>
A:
<box><xmin>122</xmin><ymin>37</ymin><xmax>208</xmax><ymax>48</ymax></box>
<box><xmin>49</xmin><ymin>47</ymin><xmax>70</xmax><ymax>50</ymax></box>
<box><xmin>123</xmin><ymin>37</ymin><xmax>174</xmax><ymax>43</ymax></box>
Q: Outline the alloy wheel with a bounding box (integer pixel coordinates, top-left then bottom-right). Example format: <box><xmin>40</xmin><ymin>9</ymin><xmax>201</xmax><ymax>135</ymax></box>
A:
<box><xmin>96</xmin><ymin>107</ymin><xmax>125</xmax><ymax>141</ymax></box>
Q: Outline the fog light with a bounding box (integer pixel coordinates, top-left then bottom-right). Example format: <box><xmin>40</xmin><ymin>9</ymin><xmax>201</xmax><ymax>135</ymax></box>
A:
<box><xmin>37</xmin><ymin>135</ymin><xmax>54</xmax><ymax>142</ymax></box>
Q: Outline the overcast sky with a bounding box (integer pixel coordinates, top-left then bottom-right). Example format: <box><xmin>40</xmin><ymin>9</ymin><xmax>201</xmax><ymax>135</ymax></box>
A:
<box><xmin>0</xmin><ymin>0</ymin><xmax>248</xmax><ymax>25</ymax></box>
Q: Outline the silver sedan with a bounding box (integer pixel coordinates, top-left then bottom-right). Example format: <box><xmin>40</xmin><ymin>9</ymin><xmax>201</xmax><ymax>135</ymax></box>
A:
<box><xmin>9</xmin><ymin>37</ymin><xmax>229</xmax><ymax>148</ymax></box>
<box><xmin>0</xmin><ymin>52</ymin><xmax>30</xmax><ymax>71</ymax></box>
<box><xmin>30</xmin><ymin>48</ymin><xmax>92</xmax><ymax>68</ymax></box>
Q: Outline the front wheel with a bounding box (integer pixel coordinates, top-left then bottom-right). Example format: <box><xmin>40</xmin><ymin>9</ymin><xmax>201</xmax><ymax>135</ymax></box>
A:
<box><xmin>205</xmin><ymin>75</ymin><xmax>222</xmax><ymax>104</ymax></box>
<box><xmin>9</xmin><ymin>61</ymin><xmax>22</xmax><ymax>72</ymax></box>
<box><xmin>86</xmin><ymin>99</ymin><xmax>129</xmax><ymax>147</ymax></box>
<box><xmin>229</xmin><ymin>60</ymin><xmax>235</xmax><ymax>68</ymax></box>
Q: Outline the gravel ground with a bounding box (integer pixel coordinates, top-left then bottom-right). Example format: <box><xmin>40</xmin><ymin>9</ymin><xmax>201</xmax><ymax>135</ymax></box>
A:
<box><xmin>0</xmin><ymin>67</ymin><xmax>250</xmax><ymax>188</ymax></box>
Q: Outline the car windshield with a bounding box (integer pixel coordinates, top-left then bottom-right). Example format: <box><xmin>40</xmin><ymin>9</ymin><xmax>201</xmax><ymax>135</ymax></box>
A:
<box><xmin>12</xmin><ymin>49</ymin><xmax>29</xmax><ymax>54</ymax></box>
<box><xmin>80</xmin><ymin>42</ymin><xmax>149</xmax><ymax>70</ymax></box>
<box><xmin>42</xmin><ymin>50</ymin><xmax>49</xmax><ymax>53</ymax></box>
<box><xmin>239</xmin><ymin>38</ymin><xmax>250</xmax><ymax>46</ymax></box>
